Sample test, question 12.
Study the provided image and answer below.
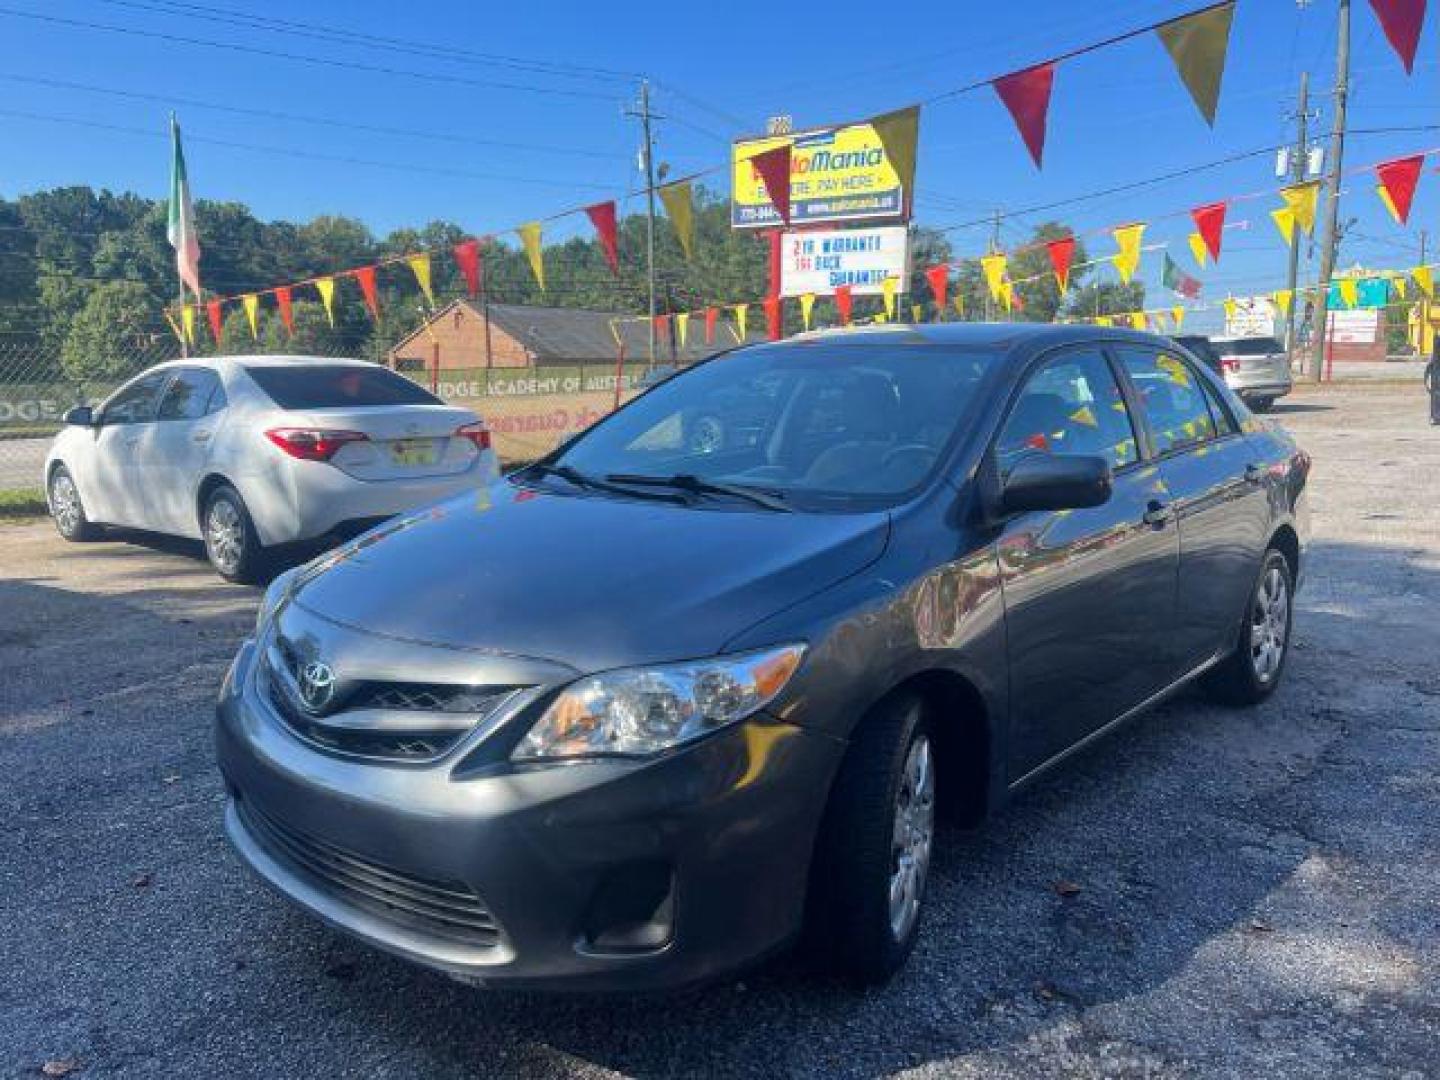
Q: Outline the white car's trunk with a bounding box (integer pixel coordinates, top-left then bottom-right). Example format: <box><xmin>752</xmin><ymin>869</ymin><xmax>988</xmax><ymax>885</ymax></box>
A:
<box><xmin>283</xmin><ymin>405</ymin><xmax>480</xmax><ymax>480</ymax></box>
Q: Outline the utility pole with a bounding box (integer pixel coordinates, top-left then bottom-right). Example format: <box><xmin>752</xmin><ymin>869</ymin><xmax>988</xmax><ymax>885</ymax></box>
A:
<box><xmin>1309</xmin><ymin>0</ymin><xmax>1350</xmax><ymax>383</ymax></box>
<box><xmin>625</xmin><ymin>81</ymin><xmax>661</xmax><ymax>364</ymax></box>
<box><xmin>985</xmin><ymin>208</ymin><xmax>1002</xmax><ymax>321</ymax></box>
<box><xmin>1282</xmin><ymin>71</ymin><xmax>1312</xmax><ymax>361</ymax></box>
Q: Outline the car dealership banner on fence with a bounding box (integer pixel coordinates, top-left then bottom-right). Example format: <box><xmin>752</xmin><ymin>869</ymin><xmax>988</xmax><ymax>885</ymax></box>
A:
<box><xmin>732</xmin><ymin>124</ymin><xmax>905</xmax><ymax>229</ymax></box>
<box><xmin>779</xmin><ymin>226</ymin><xmax>909</xmax><ymax>297</ymax></box>
<box><xmin>1223</xmin><ymin>296</ymin><xmax>1277</xmax><ymax>338</ymax></box>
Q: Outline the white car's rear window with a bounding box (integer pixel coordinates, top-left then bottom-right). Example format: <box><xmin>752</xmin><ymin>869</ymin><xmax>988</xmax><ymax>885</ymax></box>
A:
<box><xmin>246</xmin><ymin>365</ymin><xmax>441</xmax><ymax>409</ymax></box>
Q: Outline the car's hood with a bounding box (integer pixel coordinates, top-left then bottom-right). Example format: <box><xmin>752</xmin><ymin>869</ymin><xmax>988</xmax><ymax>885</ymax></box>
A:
<box><xmin>293</xmin><ymin>481</ymin><xmax>890</xmax><ymax>672</ymax></box>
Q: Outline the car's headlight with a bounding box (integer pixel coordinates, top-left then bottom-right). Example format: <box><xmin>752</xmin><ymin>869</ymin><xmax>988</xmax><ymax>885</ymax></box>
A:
<box><xmin>513</xmin><ymin>644</ymin><xmax>806</xmax><ymax>761</ymax></box>
<box><xmin>254</xmin><ymin>567</ymin><xmax>300</xmax><ymax>636</ymax></box>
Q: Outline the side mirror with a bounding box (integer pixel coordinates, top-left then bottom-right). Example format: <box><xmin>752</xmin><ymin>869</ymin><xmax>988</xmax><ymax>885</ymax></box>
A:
<box><xmin>999</xmin><ymin>452</ymin><xmax>1112</xmax><ymax>514</ymax></box>
<box><xmin>63</xmin><ymin>405</ymin><xmax>94</xmax><ymax>427</ymax></box>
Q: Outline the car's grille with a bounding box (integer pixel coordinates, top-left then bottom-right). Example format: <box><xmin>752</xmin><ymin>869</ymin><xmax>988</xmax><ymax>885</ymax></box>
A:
<box><xmin>237</xmin><ymin>796</ymin><xmax>501</xmax><ymax>946</ymax></box>
<box><xmin>261</xmin><ymin>638</ymin><xmax>521</xmax><ymax>762</ymax></box>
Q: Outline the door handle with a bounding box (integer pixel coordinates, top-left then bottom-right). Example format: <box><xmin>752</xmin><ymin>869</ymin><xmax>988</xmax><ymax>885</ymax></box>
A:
<box><xmin>1142</xmin><ymin>500</ymin><xmax>1173</xmax><ymax>527</ymax></box>
<box><xmin>192</xmin><ymin>430</ymin><xmax>213</xmax><ymax>443</ymax></box>
<box><xmin>1243</xmin><ymin>463</ymin><xmax>1264</xmax><ymax>485</ymax></box>
<box><xmin>124</xmin><ymin>436</ymin><xmax>140</xmax><ymax>447</ymax></box>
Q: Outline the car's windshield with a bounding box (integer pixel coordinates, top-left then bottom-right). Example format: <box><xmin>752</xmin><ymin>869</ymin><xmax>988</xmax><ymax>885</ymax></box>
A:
<box><xmin>550</xmin><ymin>343</ymin><xmax>998</xmax><ymax>510</ymax></box>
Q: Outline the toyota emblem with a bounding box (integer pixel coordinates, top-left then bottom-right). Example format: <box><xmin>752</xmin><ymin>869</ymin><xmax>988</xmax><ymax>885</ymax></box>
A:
<box><xmin>296</xmin><ymin>660</ymin><xmax>336</xmax><ymax>713</ymax></box>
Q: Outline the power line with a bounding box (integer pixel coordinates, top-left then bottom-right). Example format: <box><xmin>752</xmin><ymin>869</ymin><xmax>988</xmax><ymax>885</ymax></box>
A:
<box><xmin>90</xmin><ymin>0</ymin><xmax>641</xmax><ymax>83</ymax></box>
<box><xmin>0</xmin><ymin>6</ymin><xmax>623</xmax><ymax>102</ymax></box>
<box><xmin>0</xmin><ymin>74</ymin><xmax>630</xmax><ymax>160</ymax></box>
<box><xmin>0</xmin><ymin>107</ymin><xmax>619</xmax><ymax>191</ymax></box>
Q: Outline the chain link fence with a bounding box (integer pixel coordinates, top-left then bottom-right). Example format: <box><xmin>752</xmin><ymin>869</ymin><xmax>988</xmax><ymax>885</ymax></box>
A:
<box><xmin>0</xmin><ymin>341</ymin><xmax>678</xmax><ymax>492</ymax></box>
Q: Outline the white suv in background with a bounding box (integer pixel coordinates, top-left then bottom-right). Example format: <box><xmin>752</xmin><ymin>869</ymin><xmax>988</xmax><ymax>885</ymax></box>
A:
<box><xmin>44</xmin><ymin>356</ymin><xmax>498</xmax><ymax>581</ymax></box>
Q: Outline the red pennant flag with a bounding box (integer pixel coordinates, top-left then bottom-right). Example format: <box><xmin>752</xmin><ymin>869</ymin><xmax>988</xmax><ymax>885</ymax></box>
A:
<box><xmin>992</xmin><ymin>62</ymin><xmax>1056</xmax><ymax>168</ymax></box>
<box><xmin>585</xmin><ymin>201</ymin><xmax>620</xmax><ymax>275</ymax></box>
<box><xmin>749</xmin><ymin>143</ymin><xmax>793</xmax><ymax>225</ymax></box>
<box><xmin>763</xmin><ymin>295</ymin><xmax>783</xmax><ymax>340</ymax></box>
<box><xmin>1375</xmin><ymin>154</ymin><xmax>1425</xmax><ymax>224</ymax></box>
<box><xmin>703</xmin><ymin>306</ymin><xmax>718</xmax><ymax>345</ymax></box>
<box><xmin>453</xmin><ymin>239</ymin><xmax>482</xmax><ymax>298</ymax></box>
<box><xmin>353</xmin><ymin>265</ymin><xmax>380</xmax><ymax>320</ymax></box>
<box><xmin>1367</xmin><ymin>0</ymin><xmax>1426</xmax><ymax>74</ymax></box>
<box><xmin>205</xmin><ymin>299</ymin><xmax>224</xmax><ymax>343</ymax></box>
<box><xmin>1190</xmin><ymin>201</ymin><xmax>1227</xmax><ymax>262</ymax></box>
<box><xmin>1046</xmin><ymin>237</ymin><xmax>1076</xmax><ymax>292</ymax></box>
<box><xmin>275</xmin><ymin>286</ymin><xmax>294</xmax><ymax>335</ymax></box>
<box><xmin>924</xmin><ymin>265</ymin><xmax>949</xmax><ymax>309</ymax></box>
<box><xmin>653</xmin><ymin>314</ymin><xmax>670</xmax><ymax>344</ymax></box>
<box><xmin>834</xmin><ymin>284</ymin><xmax>854</xmax><ymax>326</ymax></box>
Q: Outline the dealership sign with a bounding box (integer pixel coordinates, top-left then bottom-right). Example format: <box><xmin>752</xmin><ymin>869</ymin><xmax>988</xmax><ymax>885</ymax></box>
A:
<box><xmin>1223</xmin><ymin>297</ymin><xmax>1277</xmax><ymax>338</ymax></box>
<box><xmin>779</xmin><ymin>226</ymin><xmax>908</xmax><ymax>298</ymax></box>
<box><xmin>732</xmin><ymin>123</ymin><xmax>904</xmax><ymax>228</ymax></box>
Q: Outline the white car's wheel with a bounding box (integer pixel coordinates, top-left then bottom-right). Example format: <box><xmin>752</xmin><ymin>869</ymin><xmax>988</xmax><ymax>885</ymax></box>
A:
<box><xmin>203</xmin><ymin>484</ymin><xmax>266</xmax><ymax>584</ymax></box>
<box><xmin>48</xmin><ymin>466</ymin><xmax>99</xmax><ymax>541</ymax></box>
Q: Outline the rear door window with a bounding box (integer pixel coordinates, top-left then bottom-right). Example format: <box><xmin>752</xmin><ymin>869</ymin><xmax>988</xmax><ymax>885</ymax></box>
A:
<box><xmin>1117</xmin><ymin>348</ymin><xmax>1218</xmax><ymax>455</ymax></box>
<box><xmin>157</xmin><ymin>368</ymin><xmax>224</xmax><ymax>421</ymax></box>
<box><xmin>997</xmin><ymin>348</ymin><xmax>1139</xmax><ymax>473</ymax></box>
<box><xmin>1215</xmin><ymin>338</ymin><xmax>1283</xmax><ymax>356</ymax></box>
<box><xmin>245</xmin><ymin>365</ymin><xmax>440</xmax><ymax>409</ymax></box>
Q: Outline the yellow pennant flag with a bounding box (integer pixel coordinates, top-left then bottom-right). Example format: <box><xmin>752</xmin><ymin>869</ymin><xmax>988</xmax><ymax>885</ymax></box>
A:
<box><xmin>1187</xmin><ymin>231</ymin><xmax>1209</xmax><ymax>267</ymax></box>
<box><xmin>1270</xmin><ymin>207</ymin><xmax>1297</xmax><ymax>246</ymax></box>
<box><xmin>180</xmin><ymin>304</ymin><xmax>196</xmax><ymax>345</ymax></box>
<box><xmin>1391</xmin><ymin>276</ymin><xmax>1407</xmax><ymax>301</ymax></box>
<box><xmin>1070</xmin><ymin>405</ymin><xmax>1098</xmax><ymax>428</ymax></box>
<box><xmin>1096</xmin><ymin>315</ymin><xmax>1114</xmax><ymax>327</ymax></box>
<box><xmin>1280</xmin><ymin>181</ymin><xmax>1320</xmax><ymax>235</ymax></box>
<box><xmin>1338</xmin><ymin>278</ymin><xmax>1359</xmax><ymax>308</ymax></box>
<box><xmin>406</xmin><ymin>253</ymin><xmax>435</xmax><ymax>305</ymax></box>
<box><xmin>1156</xmin><ymin>0</ymin><xmax>1235</xmax><ymax>126</ymax></box>
<box><xmin>999</xmin><ymin>281</ymin><xmax>1014</xmax><ymax>312</ymax></box>
<box><xmin>910</xmin><ymin>303</ymin><xmax>923</xmax><ymax>324</ymax></box>
<box><xmin>869</xmin><ymin>105</ymin><xmax>920</xmax><ymax>199</ymax></box>
<box><xmin>1130</xmin><ymin>312</ymin><xmax>1147</xmax><ymax>330</ymax></box>
<box><xmin>658</xmin><ymin>180</ymin><xmax>695</xmax><ymax>261</ymax></box>
<box><xmin>1111</xmin><ymin>223</ymin><xmax>1146</xmax><ymax>283</ymax></box>
<box><xmin>1222</xmin><ymin>296</ymin><xmax>1238</xmax><ymax>323</ymax></box>
<box><xmin>1171</xmin><ymin>305</ymin><xmax>1185</xmax><ymax>329</ymax></box>
<box><xmin>242</xmin><ymin>294</ymin><xmax>260</xmax><ymax>340</ymax></box>
<box><xmin>676</xmin><ymin>311</ymin><xmax>690</xmax><ymax>347</ymax></box>
<box><xmin>732</xmin><ymin>303</ymin><xmax>748</xmax><ymax>342</ymax></box>
<box><xmin>800</xmin><ymin>292</ymin><xmax>816</xmax><ymax>331</ymax></box>
<box><xmin>980</xmin><ymin>252</ymin><xmax>1007</xmax><ymax>301</ymax></box>
<box><xmin>314</xmin><ymin>276</ymin><xmax>337</xmax><ymax>326</ymax></box>
<box><xmin>1414</xmin><ymin>266</ymin><xmax>1435</xmax><ymax>298</ymax></box>
<box><xmin>881</xmin><ymin>275</ymin><xmax>897</xmax><ymax>319</ymax></box>
<box><xmin>873</xmin><ymin>313</ymin><xmax>889</xmax><ymax>324</ymax></box>
<box><xmin>952</xmin><ymin>294</ymin><xmax>965</xmax><ymax>318</ymax></box>
<box><xmin>1273</xmin><ymin>288</ymin><xmax>1293</xmax><ymax>316</ymax></box>
<box><xmin>519</xmin><ymin>222</ymin><xmax>545</xmax><ymax>290</ymax></box>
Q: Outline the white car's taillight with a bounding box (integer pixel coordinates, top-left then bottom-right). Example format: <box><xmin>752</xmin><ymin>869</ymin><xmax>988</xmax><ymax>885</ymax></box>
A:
<box><xmin>264</xmin><ymin>427</ymin><xmax>369</xmax><ymax>462</ymax></box>
<box><xmin>455</xmin><ymin>421</ymin><xmax>491</xmax><ymax>452</ymax></box>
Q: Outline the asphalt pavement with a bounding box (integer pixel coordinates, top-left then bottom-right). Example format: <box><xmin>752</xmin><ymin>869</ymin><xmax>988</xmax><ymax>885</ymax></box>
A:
<box><xmin>1</xmin><ymin>382</ymin><xmax>1437</xmax><ymax>1078</ymax></box>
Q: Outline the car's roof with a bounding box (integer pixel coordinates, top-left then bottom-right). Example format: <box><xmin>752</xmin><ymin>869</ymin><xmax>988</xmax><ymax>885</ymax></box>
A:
<box><xmin>769</xmin><ymin>321</ymin><xmax>1177</xmax><ymax>361</ymax></box>
<box><xmin>144</xmin><ymin>354</ymin><xmax>367</xmax><ymax>373</ymax></box>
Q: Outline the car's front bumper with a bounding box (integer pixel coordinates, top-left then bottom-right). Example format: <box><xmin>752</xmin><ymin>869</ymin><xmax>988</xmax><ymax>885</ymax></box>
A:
<box><xmin>215</xmin><ymin>639</ymin><xmax>845</xmax><ymax>992</ymax></box>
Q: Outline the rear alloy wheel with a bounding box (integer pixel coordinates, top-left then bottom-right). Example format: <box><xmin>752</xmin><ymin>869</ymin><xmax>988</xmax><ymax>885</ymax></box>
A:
<box><xmin>808</xmin><ymin>695</ymin><xmax>935</xmax><ymax>984</ymax></box>
<box><xmin>1202</xmin><ymin>548</ymin><xmax>1294</xmax><ymax>706</ymax></box>
<box><xmin>48</xmin><ymin>466</ymin><xmax>99</xmax><ymax>541</ymax></box>
<box><xmin>203</xmin><ymin>484</ymin><xmax>265</xmax><ymax>584</ymax></box>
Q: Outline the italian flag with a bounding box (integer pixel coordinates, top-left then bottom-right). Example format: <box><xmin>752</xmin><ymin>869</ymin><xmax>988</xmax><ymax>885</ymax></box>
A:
<box><xmin>1162</xmin><ymin>253</ymin><xmax>1202</xmax><ymax>300</ymax></box>
<box><xmin>167</xmin><ymin>115</ymin><xmax>201</xmax><ymax>298</ymax></box>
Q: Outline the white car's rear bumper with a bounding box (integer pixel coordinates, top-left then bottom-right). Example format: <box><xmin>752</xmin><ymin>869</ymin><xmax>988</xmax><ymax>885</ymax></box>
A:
<box><xmin>243</xmin><ymin>452</ymin><xmax>499</xmax><ymax>546</ymax></box>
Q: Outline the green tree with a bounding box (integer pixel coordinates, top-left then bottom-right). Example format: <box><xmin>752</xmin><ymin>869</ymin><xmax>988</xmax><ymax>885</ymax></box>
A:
<box><xmin>60</xmin><ymin>281</ymin><xmax>158</xmax><ymax>379</ymax></box>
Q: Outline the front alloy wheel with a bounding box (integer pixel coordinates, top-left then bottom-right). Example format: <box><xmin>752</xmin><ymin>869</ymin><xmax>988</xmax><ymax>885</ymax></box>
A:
<box><xmin>49</xmin><ymin>466</ymin><xmax>98</xmax><ymax>541</ymax></box>
<box><xmin>889</xmin><ymin>734</ymin><xmax>936</xmax><ymax>943</ymax></box>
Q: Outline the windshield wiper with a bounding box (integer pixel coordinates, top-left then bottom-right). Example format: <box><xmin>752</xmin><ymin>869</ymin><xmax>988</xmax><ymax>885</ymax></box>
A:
<box><xmin>524</xmin><ymin>463</ymin><xmax>684</xmax><ymax>502</ymax></box>
<box><xmin>604</xmin><ymin>473</ymin><xmax>791</xmax><ymax>512</ymax></box>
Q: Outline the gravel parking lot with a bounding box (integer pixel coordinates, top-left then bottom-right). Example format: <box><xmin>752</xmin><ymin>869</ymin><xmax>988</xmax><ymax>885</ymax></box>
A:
<box><xmin>2</xmin><ymin>383</ymin><xmax>1437</xmax><ymax>1079</ymax></box>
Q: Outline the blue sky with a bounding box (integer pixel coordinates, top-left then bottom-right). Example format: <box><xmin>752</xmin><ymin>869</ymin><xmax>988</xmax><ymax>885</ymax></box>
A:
<box><xmin>0</xmin><ymin>0</ymin><xmax>1435</xmax><ymax>328</ymax></box>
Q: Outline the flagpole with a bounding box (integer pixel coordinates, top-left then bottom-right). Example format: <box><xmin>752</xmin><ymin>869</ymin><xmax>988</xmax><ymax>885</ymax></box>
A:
<box><xmin>173</xmin><ymin>113</ymin><xmax>188</xmax><ymax>359</ymax></box>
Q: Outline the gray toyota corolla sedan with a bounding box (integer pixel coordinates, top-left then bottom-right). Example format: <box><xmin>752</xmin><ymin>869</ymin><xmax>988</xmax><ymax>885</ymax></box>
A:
<box><xmin>216</xmin><ymin>324</ymin><xmax>1310</xmax><ymax>991</ymax></box>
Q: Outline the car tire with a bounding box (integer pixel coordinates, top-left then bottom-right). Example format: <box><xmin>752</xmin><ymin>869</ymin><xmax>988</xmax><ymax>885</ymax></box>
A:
<box><xmin>1202</xmin><ymin>547</ymin><xmax>1294</xmax><ymax>707</ymax></box>
<box><xmin>48</xmin><ymin>465</ymin><xmax>100</xmax><ymax>541</ymax></box>
<box><xmin>203</xmin><ymin>483</ymin><xmax>266</xmax><ymax>584</ymax></box>
<box><xmin>1249</xmin><ymin>397</ymin><xmax>1275</xmax><ymax>413</ymax></box>
<box><xmin>806</xmin><ymin>694</ymin><xmax>936</xmax><ymax>984</ymax></box>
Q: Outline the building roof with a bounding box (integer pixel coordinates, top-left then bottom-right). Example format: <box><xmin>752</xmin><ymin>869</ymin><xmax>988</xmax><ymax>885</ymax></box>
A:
<box><xmin>388</xmin><ymin>299</ymin><xmax>746</xmax><ymax>364</ymax></box>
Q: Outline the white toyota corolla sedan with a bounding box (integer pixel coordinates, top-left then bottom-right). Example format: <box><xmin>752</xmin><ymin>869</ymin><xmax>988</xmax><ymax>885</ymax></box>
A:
<box><xmin>44</xmin><ymin>356</ymin><xmax>498</xmax><ymax>581</ymax></box>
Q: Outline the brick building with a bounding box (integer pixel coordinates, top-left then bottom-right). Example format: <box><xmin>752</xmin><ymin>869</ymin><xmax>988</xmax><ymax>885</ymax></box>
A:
<box><xmin>386</xmin><ymin>299</ymin><xmax>722</xmax><ymax>372</ymax></box>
